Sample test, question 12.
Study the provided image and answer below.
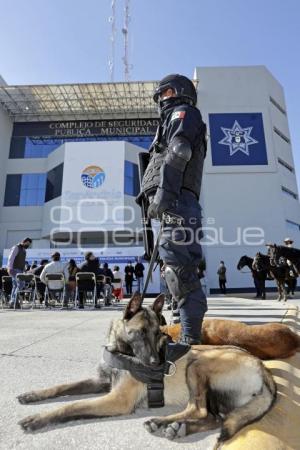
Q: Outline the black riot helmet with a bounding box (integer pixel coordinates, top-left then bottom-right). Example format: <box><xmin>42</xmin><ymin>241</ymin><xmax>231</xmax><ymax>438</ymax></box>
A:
<box><xmin>153</xmin><ymin>74</ymin><xmax>197</xmax><ymax>107</ymax></box>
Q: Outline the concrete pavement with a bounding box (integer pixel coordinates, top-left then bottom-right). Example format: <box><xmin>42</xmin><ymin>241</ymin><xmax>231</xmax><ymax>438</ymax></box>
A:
<box><xmin>0</xmin><ymin>296</ymin><xmax>299</xmax><ymax>450</ymax></box>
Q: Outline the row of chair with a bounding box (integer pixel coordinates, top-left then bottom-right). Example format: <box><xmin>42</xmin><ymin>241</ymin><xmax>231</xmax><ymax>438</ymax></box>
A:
<box><xmin>0</xmin><ymin>272</ymin><xmax>121</xmax><ymax>310</ymax></box>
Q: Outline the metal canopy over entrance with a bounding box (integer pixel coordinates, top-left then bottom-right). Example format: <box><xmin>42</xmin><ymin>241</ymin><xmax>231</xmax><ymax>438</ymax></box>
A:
<box><xmin>0</xmin><ymin>81</ymin><xmax>160</xmax><ymax>122</ymax></box>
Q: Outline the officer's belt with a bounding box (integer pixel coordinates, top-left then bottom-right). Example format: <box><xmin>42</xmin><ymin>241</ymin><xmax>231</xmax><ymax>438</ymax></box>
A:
<box><xmin>102</xmin><ymin>343</ymin><xmax>190</xmax><ymax>408</ymax></box>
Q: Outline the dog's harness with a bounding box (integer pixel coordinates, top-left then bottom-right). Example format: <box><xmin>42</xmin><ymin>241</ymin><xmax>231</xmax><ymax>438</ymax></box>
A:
<box><xmin>103</xmin><ymin>343</ymin><xmax>190</xmax><ymax>408</ymax></box>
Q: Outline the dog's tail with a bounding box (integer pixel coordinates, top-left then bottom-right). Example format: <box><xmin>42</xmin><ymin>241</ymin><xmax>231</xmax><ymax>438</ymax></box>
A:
<box><xmin>218</xmin><ymin>367</ymin><xmax>277</xmax><ymax>445</ymax></box>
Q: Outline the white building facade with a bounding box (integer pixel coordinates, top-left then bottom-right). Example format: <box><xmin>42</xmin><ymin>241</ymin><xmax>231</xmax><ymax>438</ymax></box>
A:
<box><xmin>0</xmin><ymin>66</ymin><xmax>299</xmax><ymax>293</ymax></box>
<box><xmin>196</xmin><ymin>66</ymin><xmax>300</xmax><ymax>292</ymax></box>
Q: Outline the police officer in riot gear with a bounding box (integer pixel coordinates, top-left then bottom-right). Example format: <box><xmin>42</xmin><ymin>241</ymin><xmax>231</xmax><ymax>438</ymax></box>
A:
<box><xmin>138</xmin><ymin>74</ymin><xmax>207</xmax><ymax>345</ymax></box>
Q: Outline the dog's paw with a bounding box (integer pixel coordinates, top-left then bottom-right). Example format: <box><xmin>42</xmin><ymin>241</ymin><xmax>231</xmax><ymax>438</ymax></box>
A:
<box><xmin>163</xmin><ymin>421</ymin><xmax>187</xmax><ymax>440</ymax></box>
<box><xmin>19</xmin><ymin>414</ymin><xmax>46</xmax><ymax>432</ymax></box>
<box><xmin>143</xmin><ymin>418</ymin><xmax>164</xmax><ymax>435</ymax></box>
<box><xmin>17</xmin><ymin>392</ymin><xmax>41</xmax><ymax>404</ymax></box>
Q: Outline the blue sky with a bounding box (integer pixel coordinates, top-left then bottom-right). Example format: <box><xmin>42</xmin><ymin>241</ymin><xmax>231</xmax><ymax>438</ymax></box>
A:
<box><xmin>0</xmin><ymin>0</ymin><xmax>299</xmax><ymax>188</ymax></box>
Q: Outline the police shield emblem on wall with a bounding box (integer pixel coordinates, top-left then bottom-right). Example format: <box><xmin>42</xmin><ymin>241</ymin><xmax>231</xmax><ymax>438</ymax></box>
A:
<box><xmin>209</xmin><ymin>113</ymin><xmax>268</xmax><ymax>166</ymax></box>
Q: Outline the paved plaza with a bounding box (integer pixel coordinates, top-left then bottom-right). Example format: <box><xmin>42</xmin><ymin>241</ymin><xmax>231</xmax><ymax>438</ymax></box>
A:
<box><xmin>0</xmin><ymin>295</ymin><xmax>299</xmax><ymax>450</ymax></box>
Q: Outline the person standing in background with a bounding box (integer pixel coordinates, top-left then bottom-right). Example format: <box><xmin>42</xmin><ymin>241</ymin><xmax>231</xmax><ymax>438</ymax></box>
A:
<box><xmin>217</xmin><ymin>261</ymin><xmax>227</xmax><ymax>294</ymax></box>
<box><xmin>124</xmin><ymin>261</ymin><xmax>134</xmax><ymax>295</ymax></box>
<box><xmin>134</xmin><ymin>258</ymin><xmax>145</xmax><ymax>293</ymax></box>
<box><xmin>284</xmin><ymin>238</ymin><xmax>297</xmax><ymax>296</ymax></box>
<box><xmin>7</xmin><ymin>237</ymin><xmax>32</xmax><ymax>308</ymax></box>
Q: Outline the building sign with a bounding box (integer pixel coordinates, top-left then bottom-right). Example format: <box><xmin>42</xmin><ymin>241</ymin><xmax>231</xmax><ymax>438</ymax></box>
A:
<box><xmin>209</xmin><ymin>113</ymin><xmax>268</xmax><ymax>166</ymax></box>
<box><xmin>12</xmin><ymin>119</ymin><xmax>159</xmax><ymax>139</ymax></box>
<box><xmin>58</xmin><ymin>141</ymin><xmax>125</xmax><ymax>232</ymax></box>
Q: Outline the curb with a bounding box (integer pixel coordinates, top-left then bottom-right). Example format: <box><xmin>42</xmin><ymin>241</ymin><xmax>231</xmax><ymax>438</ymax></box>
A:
<box><xmin>223</xmin><ymin>305</ymin><xmax>300</xmax><ymax>450</ymax></box>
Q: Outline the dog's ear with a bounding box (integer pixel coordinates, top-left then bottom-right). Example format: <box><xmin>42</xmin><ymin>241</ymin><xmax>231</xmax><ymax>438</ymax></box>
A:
<box><xmin>152</xmin><ymin>294</ymin><xmax>165</xmax><ymax>316</ymax></box>
<box><xmin>123</xmin><ymin>292</ymin><xmax>142</xmax><ymax>320</ymax></box>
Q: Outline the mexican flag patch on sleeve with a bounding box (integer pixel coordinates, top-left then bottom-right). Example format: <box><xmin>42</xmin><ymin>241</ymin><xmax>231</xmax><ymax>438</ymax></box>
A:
<box><xmin>170</xmin><ymin>111</ymin><xmax>186</xmax><ymax>121</ymax></box>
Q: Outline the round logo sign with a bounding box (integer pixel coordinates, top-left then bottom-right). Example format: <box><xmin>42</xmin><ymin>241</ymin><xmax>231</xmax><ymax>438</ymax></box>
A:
<box><xmin>81</xmin><ymin>165</ymin><xmax>105</xmax><ymax>189</ymax></box>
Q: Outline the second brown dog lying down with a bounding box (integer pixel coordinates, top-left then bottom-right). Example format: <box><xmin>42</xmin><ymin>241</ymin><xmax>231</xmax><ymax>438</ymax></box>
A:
<box><xmin>161</xmin><ymin>319</ymin><xmax>300</xmax><ymax>359</ymax></box>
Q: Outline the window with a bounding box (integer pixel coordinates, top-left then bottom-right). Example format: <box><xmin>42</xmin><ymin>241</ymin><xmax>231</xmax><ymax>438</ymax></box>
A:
<box><xmin>269</xmin><ymin>97</ymin><xmax>286</xmax><ymax>115</ymax></box>
<box><xmin>10</xmin><ymin>137</ymin><xmax>65</xmax><ymax>159</ymax></box>
<box><xmin>282</xmin><ymin>186</ymin><xmax>298</xmax><ymax>200</ymax></box>
<box><xmin>286</xmin><ymin>220</ymin><xmax>300</xmax><ymax>232</ymax></box>
<box><xmin>24</xmin><ymin>139</ymin><xmax>59</xmax><ymax>158</ymax></box>
<box><xmin>4</xmin><ymin>173</ymin><xmax>46</xmax><ymax>206</ymax></box>
<box><xmin>9</xmin><ymin>137</ymin><xmax>26</xmax><ymax>158</ymax></box>
<box><xmin>19</xmin><ymin>174</ymin><xmax>46</xmax><ymax>206</ymax></box>
<box><xmin>4</xmin><ymin>175</ymin><xmax>22</xmax><ymax>206</ymax></box>
<box><xmin>124</xmin><ymin>161</ymin><xmax>139</xmax><ymax>196</ymax></box>
<box><xmin>45</xmin><ymin>163</ymin><xmax>64</xmax><ymax>202</ymax></box>
<box><xmin>278</xmin><ymin>158</ymin><xmax>294</xmax><ymax>173</ymax></box>
<box><xmin>274</xmin><ymin>127</ymin><xmax>290</xmax><ymax>144</ymax></box>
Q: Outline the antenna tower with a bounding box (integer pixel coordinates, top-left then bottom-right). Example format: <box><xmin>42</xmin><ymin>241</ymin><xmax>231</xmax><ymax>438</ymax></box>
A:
<box><xmin>108</xmin><ymin>0</ymin><xmax>116</xmax><ymax>82</ymax></box>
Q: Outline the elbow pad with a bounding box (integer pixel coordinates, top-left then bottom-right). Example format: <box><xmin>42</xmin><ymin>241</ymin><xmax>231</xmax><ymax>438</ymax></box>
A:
<box><xmin>165</xmin><ymin>136</ymin><xmax>192</xmax><ymax>172</ymax></box>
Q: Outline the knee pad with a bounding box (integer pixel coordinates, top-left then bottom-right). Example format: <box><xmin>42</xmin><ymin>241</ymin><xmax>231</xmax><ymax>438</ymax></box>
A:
<box><xmin>164</xmin><ymin>265</ymin><xmax>200</xmax><ymax>301</ymax></box>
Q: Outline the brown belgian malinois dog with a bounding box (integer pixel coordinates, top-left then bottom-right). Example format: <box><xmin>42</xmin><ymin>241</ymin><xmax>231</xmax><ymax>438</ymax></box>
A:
<box><xmin>163</xmin><ymin>318</ymin><xmax>300</xmax><ymax>359</ymax></box>
<box><xmin>18</xmin><ymin>294</ymin><xmax>276</xmax><ymax>449</ymax></box>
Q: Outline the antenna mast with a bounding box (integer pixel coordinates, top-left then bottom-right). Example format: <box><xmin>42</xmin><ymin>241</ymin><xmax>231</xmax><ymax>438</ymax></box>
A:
<box><xmin>108</xmin><ymin>0</ymin><xmax>132</xmax><ymax>81</ymax></box>
<box><xmin>122</xmin><ymin>0</ymin><xmax>131</xmax><ymax>81</ymax></box>
<box><xmin>108</xmin><ymin>0</ymin><xmax>116</xmax><ymax>82</ymax></box>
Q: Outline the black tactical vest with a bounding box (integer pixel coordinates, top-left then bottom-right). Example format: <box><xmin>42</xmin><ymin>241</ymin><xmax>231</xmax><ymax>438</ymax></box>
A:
<box><xmin>141</xmin><ymin>147</ymin><xmax>167</xmax><ymax>195</ymax></box>
<box><xmin>141</xmin><ymin>105</ymin><xmax>206</xmax><ymax>199</ymax></box>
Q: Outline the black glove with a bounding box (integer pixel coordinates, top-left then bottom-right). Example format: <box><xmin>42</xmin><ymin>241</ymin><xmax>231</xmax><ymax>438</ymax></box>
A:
<box><xmin>147</xmin><ymin>202</ymin><xmax>160</xmax><ymax>220</ymax></box>
<box><xmin>147</xmin><ymin>188</ymin><xmax>177</xmax><ymax>220</ymax></box>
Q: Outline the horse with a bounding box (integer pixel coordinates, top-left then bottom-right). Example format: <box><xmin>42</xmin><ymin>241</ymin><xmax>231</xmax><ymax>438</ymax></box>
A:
<box><xmin>252</xmin><ymin>252</ymin><xmax>290</xmax><ymax>302</ymax></box>
<box><xmin>237</xmin><ymin>255</ymin><xmax>267</xmax><ymax>299</ymax></box>
<box><xmin>267</xmin><ymin>244</ymin><xmax>300</xmax><ymax>274</ymax></box>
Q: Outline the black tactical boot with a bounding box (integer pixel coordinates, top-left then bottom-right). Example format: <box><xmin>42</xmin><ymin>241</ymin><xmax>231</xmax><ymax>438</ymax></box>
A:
<box><xmin>180</xmin><ymin>335</ymin><xmax>201</xmax><ymax>345</ymax></box>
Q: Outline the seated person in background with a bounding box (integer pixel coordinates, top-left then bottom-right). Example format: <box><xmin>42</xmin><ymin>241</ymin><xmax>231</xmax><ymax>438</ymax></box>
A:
<box><xmin>79</xmin><ymin>252</ymin><xmax>102</xmax><ymax>275</ymax></box>
<box><xmin>66</xmin><ymin>259</ymin><xmax>78</xmax><ymax>302</ymax></box>
<box><xmin>0</xmin><ymin>266</ymin><xmax>9</xmax><ymax>289</ymax></box>
<box><xmin>32</xmin><ymin>259</ymin><xmax>49</xmax><ymax>304</ymax></box>
<box><xmin>32</xmin><ymin>259</ymin><xmax>49</xmax><ymax>277</ymax></box>
<box><xmin>102</xmin><ymin>262</ymin><xmax>114</xmax><ymax>282</ymax></box>
<box><xmin>112</xmin><ymin>265</ymin><xmax>123</xmax><ymax>301</ymax></box>
<box><xmin>40</xmin><ymin>252</ymin><xmax>69</xmax><ymax>305</ymax></box>
<box><xmin>29</xmin><ymin>260</ymin><xmax>38</xmax><ymax>272</ymax></box>
<box><xmin>78</xmin><ymin>253</ymin><xmax>103</xmax><ymax>308</ymax></box>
